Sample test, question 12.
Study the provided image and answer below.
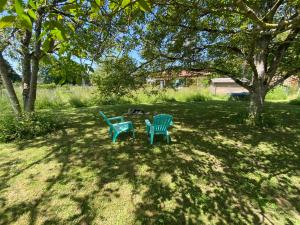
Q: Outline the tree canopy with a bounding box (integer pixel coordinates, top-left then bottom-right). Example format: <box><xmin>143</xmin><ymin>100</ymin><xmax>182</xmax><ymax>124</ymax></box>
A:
<box><xmin>0</xmin><ymin>0</ymin><xmax>152</xmax><ymax>115</ymax></box>
<box><xmin>127</xmin><ymin>0</ymin><xmax>300</xmax><ymax>120</ymax></box>
<box><xmin>1</xmin><ymin>0</ymin><xmax>299</xmax><ymax>121</ymax></box>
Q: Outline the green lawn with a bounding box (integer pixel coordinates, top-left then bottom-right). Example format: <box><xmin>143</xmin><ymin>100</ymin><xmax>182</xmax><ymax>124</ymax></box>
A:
<box><xmin>0</xmin><ymin>102</ymin><xmax>299</xmax><ymax>225</ymax></box>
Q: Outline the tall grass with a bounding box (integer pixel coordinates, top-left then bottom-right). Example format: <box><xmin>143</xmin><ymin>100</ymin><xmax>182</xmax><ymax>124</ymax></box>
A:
<box><xmin>1</xmin><ymin>85</ymin><xmax>97</xmax><ymax>112</ymax></box>
<box><xmin>35</xmin><ymin>85</ymin><xmax>96</xmax><ymax>109</ymax></box>
<box><xmin>123</xmin><ymin>86</ymin><xmax>228</xmax><ymax>104</ymax></box>
<box><xmin>1</xmin><ymin>85</ymin><xmax>298</xmax><ymax>113</ymax></box>
<box><xmin>289</xmin><ymin>88</ymin><xmax>300</xmax><ymax>105</ymax></box>
<box><xmin>0</xmin><ymin>89</ymin><xmax>12</xmax><ymax>114</ymax></box>
<box><xmin>266</xmin><ymin>86</ymin><xmax>289</xmax><ymax>101</ymax></box>
<box><xmin>35</xmin><ymin>88</ymin><xmax>65</xmax><ymax>109</ymax></box>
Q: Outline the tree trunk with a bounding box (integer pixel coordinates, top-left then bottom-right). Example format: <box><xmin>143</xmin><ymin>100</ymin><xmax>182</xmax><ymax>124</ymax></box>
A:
<box><xmin>27</xmin><ymin>16</ymin><xmax>42</xmax><ymax>112</ymax></box>
<box><xmin>0</xmin><ymin>52</ymin><xmax>22</xmax><ymax>116</ymax></box>
<box><xmin>249</xmin><ymin>35</ymin><xmax>269</xmax><ymax>122</ymax></box>
<box><xmin>28</xmin><ymin>57</ymin><xmax>39</xmax><ymax>112</ymax></box>
<box><xmin>21</xmin><ymin>30</ymin><xmax>32</xmax><ymax>112</ymax></box>
<box><xmin>249</xmin><ymin>86</ymin><xmax>266</xmax><ymax>121</ymax></box>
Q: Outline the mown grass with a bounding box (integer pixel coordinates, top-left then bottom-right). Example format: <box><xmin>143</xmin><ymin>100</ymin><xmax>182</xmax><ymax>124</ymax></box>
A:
<box><xmin>0</xmin><ymin>101</ymin><xmax>299</xmax><ymax>224</ymax></box>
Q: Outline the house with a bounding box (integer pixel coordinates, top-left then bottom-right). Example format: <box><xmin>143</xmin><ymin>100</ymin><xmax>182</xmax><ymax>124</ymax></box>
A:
<box><xmin>210</xmin><ymin>78</ymin><xmax>249</xmax><ymax>95</ymax></box>
<box><xmin>283</xmin><ymin>76</ymin><xmax>299</xmax><ymax>88</ymax></box>
<box><xmin>147</xmin><ymin>70</ymin><xmax>210</xmax><ymax>88</ymax></box>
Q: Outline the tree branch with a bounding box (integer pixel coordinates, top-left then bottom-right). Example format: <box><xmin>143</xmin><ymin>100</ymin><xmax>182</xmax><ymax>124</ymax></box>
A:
<box><xmin>263</xmin><ymin>0</ymin><xmax>284</xmax><ymax>21</ymax></box>
<box><xmin>154</xmin><ymin>14</ymin><xmax>240</xmax><ymax>34</ymax></box>
<box><xmin>235</xmin><ymin>0</ymin><xmax>278</xmax><ymax>28</ymax></box>
<box><xmin>267</xmin><ymin>28</ymin><xmax>300</xmax><ymax>79</ymax></box>
<box><xmin>268</xmin><ymin>67</ymin><xmax>300</xmax><ymax>90</ymax></box>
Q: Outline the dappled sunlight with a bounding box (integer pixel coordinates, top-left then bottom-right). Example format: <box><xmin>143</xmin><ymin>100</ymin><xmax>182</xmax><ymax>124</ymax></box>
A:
<box><xmin>0</xmin><ymin>102</ymin><xmax>299</xmax><ymax>224</ymax></box>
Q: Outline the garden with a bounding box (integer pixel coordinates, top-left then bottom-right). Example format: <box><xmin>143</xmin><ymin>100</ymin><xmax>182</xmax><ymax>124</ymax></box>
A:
<box><xmin>1</xmin><ymin>0</ymin><xmax>300</xmax><ymax>224</ymax></box>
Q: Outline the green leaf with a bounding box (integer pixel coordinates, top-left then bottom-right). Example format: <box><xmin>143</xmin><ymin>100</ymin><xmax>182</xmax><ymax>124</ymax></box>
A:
<box><xmin>91</xmin><ymin>2</ymin><xmax>99</xmax><ymax>13</ymax></box>
<box><xmin>57</xmin><ymin>14</ymin><xmax>63</xmax><ymax>20</ymax></box>
<box><xmin>137</xmin><ymin>0</ymin><xmax>151</xmax><ymax>12</ymax></box>
<box><xmin>42</xmin><ymin>37</ymin><xmax>51</xmax><ymax>52</ymax></box>
<box><xmin>67</xmin><ymin>23</ymin><xmax>75</xmax><ymax>32</ymax></box>
<box><xmin>59</xmin><ymin>73</ymin><xmax>67</xmax><ymax>85</ymax></box>
<box><xmin>39</xmin><ymin>30</ymin><xmax>47</xmax><ymax>40</ymax></box>
<box><xmin>28</xmin><ymin>0</ymin><xmax>37</xmax><ymax>10</ymax></box>
<box><xmin>14</xmin><ymin>0</ymin><xmax>24</xmax><ymax>16</ymax></box>
<box><xmin>109</xmin><ymin>2</ymin><xmax>117</xmax><ymax>10</ymax></box>
<box><xmin>51</xmin><ymin>28</ymin><xmax>66</xmax><ymax>41</ymax></box>
<box><xmin>121</xmin><ymin>0</ymin><xmax>131</xmax><ymax>8</ymax></box>
<box><xmin>95</xmin><ymin>0</ymin><xmax>104</xmax><ymax>7</ymax></box>
<box><xmin>0</xmin><ymin>16</ymin><xmax>16</xmax><ymax>29</ymax></box>
<box><xmin>27</xmin><ymin>9</ymin><xmax>37</xmax><ymax>20</ymax></box>
<box><xmin>20</xmin><ymin>14</ymin><xmax>32</xmax><ymax>30</ymax></box>
<box><xmin>0</xmin><ymin>0</ymin><xmax>8</xmax><ymax>12</ymax></box>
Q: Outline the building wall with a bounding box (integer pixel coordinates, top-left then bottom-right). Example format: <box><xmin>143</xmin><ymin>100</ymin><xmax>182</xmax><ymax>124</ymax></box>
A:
<box><xmin>210</xmin><ymin>83</ymin><xmax>249</xmax><ymax>95</ymax></box>
<box><xmin>283</xmin><ymin>76</ymin><xmax>299</xmax><ymax>88</ymax></box>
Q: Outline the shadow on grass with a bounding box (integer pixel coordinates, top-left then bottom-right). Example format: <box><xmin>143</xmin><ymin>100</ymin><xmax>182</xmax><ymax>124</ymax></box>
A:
<box><xmin>0</xmin><ymin>101</ymin><xmax>299</xmax><ymax>224</ymax></box>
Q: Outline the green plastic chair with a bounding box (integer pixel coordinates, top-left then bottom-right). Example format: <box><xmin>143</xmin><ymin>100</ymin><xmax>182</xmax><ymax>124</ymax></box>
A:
<box><xmin>145</xmin><ymin>114</ymin><xmax>173</xmax><ymax>144</ymax></box>
<box><xmin>99</xmin><ymin>111</ymin><xmax>135</xmax><ymax>143</ymax></box>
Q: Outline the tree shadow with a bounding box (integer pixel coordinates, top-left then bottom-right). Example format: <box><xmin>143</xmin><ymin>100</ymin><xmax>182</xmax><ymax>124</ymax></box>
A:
<box><xmin>0</xmin><ymin>102</ymin><xmax>299</xmax><ymax>224</ymax></box>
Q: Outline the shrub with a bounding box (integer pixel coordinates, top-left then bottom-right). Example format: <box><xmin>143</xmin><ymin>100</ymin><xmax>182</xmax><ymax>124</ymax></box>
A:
<box><xmin>92</xmin><ymin>56</ymin><xmax>145</xmax><ymax>98</ymax></box>
<box><xmin>96</xmin><ymin>96</ymin><xmax>130</xmax><ymax>105</ymax></box>
<box><xmin>185</xmin><ymin>93</ymin><xmax>211</xmax><ymax>102</ymax></box>
<box><xmin>69</xmin><ymin>96</ymin><xmax>88</xmax><ymax>108</ymax></box>
<box><xmin>289</xmin><ymin>97</ymin><xmax>300</xmax><ymax>105</ymax></box>
<box><xmin>0</xmin><ymin>113</ymin><xmax>64</xmax><ymax>142</ymax></box>
<box><xmin>266</xmin><ymin>86</ymin><xmax>289</xmax><ymax>101</ymax></box>
<box><xmin>199</xmin><ymin>77</ymin><xmax>210</xmax><ymax>87</ymax></box>
<box><xmin>38</xmin><ymin>83</ymin><xmax>57</xmax><ymax>89</ymax></box>
<box><xmin>161</xmin><ymin>95</ymin><xmax>177</xmax><ymax>103</ymax></box>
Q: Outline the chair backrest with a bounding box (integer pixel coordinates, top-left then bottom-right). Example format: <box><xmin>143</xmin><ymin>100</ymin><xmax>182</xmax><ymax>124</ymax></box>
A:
<box><xmin>99</xmin><ymin>111</ymin><xmax>113</xmax><ymax>128</ymax></box>
<box><xmin>153</xmin><ymin>114</ymin><xmax>173</xmax><ymax>132</ymax></box>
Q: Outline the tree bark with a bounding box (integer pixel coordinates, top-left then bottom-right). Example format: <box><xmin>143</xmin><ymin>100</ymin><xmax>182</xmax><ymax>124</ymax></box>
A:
<box><xmin>249</xmin><ymin>85</ymin><xmax>266</xmax><ymax>121</ymax></box>
<box><xmin>21</xmin><ymin>30</ymin><xmax>32</xmax><ymax>112</ymax></box>
<box><xmin>0</xmin><ymin>52</ymin><xmax>22</xmax><ymax>116</ymax></box>
<box><xmin>249</xmin><ymin>35</ymin><xmax>269</xmax><ymax>121</ymax></box>
<box><xmin>27</xmin><ymin>15</ymin><xmax>43</xmax><ymax>112</ymax></box>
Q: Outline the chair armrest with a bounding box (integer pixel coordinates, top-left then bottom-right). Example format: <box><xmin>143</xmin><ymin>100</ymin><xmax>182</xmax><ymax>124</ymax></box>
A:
<box><xmin>117</xmin><ymin>121</ymin><xmax>132</xmax><ymax>126</ymax></box>
<box><xmin>108</xmin><ymin>116</ymin><xmax>124</xmax><ymax>122</ymax></box>
<box><xmin>145</xmin><ymin>119</ymin><xmax>152</xmax><ymax>134</ymax></box>
<box><xmin>145</xmin><ymin>119</ymin><xmax>152</xmax><ymax>127</ymax></box>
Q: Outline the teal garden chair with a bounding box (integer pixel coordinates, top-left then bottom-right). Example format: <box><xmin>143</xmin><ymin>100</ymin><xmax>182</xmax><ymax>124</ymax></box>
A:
<box><xmin>99</xmin><ymin>111</ymin><xmax>135</xmax><ymax>143</ymax></box>
<box><xmin>145</xmin><ymin>114</ymin><xmax>173</xmax><ymax>144</ymax></box>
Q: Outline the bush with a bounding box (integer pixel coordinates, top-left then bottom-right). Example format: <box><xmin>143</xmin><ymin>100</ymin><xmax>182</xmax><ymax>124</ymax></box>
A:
<box><xmin>92</xmin><ymin>56</ymin><xmax>145</xmax><ymax>98</ymax></box>
<box><xmin>38</xmin><ymin>83</ymin><xmax>57</xmax><ymax>89</ymax></box>
<box><xmin>185</xmin><ymin>93</ymin><xmax>210</xmax><ymax>102</ymax></box>
<box><xmin>289</xmin><ymin>97</ymin><xmax>300</xmax><ymax>105</ymax></box>
<box><xmin>69</xmin><ymin>96</ymin><xmax>88</xmax><ymax>108</ymax></box>
<box><xmin>96</xmin><ymin>96</ymin><xmax>130</xmax><ymax>105</ymax></box>
<box><xmin>0</xmin><ymin>113</ymin><xmax>64</xmax><ymax>142</ymax></box>
<box><xmin>266</xmin><ymin>86</ymin><xmax>289</xmax><ymax>101</ymax></box>
<box><xmin>161</xmin><ymin>95</ymin><xmax>177</xmax><ymax>103</ymax></box>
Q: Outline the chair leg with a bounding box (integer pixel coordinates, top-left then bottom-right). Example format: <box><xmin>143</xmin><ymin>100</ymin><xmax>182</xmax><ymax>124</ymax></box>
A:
<box><xmin>112</xmin><ymin>133</ymin><xmax>119</xmax><ymax>143</ymax></box>
<box><xmin>150</xmin><ymin>133</ymin><xmax>154</xmax><ymax>145</ymax></box>
<box><xmin>167</xmin><ymin>135</ymin><xmax>170</xmax><ymax>144</ymax></box>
